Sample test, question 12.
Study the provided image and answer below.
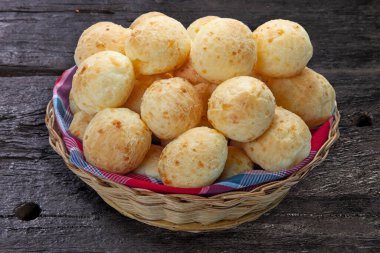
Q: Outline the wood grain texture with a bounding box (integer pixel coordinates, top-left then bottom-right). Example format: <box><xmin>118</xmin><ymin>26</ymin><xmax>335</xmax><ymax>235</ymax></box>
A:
<box><xmin>0</xmin><ymin>0</ymin><xmax>379</xmax><ymax>76</ymax></box>
<box><xmin>0</xmin><ymin>0</ymin><xmax>379</xmax><ymax>252</ymax></box>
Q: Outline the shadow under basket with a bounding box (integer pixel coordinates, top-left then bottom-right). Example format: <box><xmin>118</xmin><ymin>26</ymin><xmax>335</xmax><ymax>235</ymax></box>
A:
<box><xmin>45</xmin><ymin>100</ymin><xmax>340</xmax><ymax>232</ymax></box>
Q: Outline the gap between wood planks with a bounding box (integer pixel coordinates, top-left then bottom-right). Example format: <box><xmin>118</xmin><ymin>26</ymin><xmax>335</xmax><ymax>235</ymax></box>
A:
<box><xmin>1</xmin><ymin>66</ymin><xmax>380</xmax><ymax>77</ymax></box>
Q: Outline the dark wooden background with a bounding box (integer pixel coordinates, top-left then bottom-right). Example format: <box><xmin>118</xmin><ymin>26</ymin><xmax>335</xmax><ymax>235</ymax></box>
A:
<box><xmin>1</xmin><ymin>0</ymin><xmax>379</xmax><ymax>252</ymax></box>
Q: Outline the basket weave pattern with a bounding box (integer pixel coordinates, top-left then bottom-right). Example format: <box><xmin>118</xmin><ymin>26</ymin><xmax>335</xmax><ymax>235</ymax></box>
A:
<box><xmin>46</xmin><ymin>100</ymin><xmax>340</xmax><ymax>232</ymax></box>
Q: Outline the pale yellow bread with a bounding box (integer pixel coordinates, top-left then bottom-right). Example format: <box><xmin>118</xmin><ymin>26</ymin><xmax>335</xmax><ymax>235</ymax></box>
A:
<box><xmin>173</xmin><ymin>60</ymin><xmax>211</xmax><ymax>85</ymax></box>
<box><xmin>158</xmin><ymin>127</ymin><xmax>228</xmax><ymax>187</ymax></box>
<box><xmin>194</xmin><ymin>82</ymin><xmax>218</xmax><ymax>116</ymax></box>
<box><xmin>242</xmin><ymin>107</ymin><xmax>311</xmax><ymax>172</ymax></box>
<box><xmin>133</xmin><ymin>145</ymin><xmax>163</xmax><ymax>179</ymax></box>
<box><xmin>123</xmin><ymin>73</ymin><xmax>171</xmax><ymax>114</ymax></box>
<box><xmin>208</xmin><ymin>76</ymin><xmax>276</xmax><ymax>142</ymax></box>
<box><xmin>187</xmin><ymin>16</ymin><xmax>220</xmax><ymax>40</ymax></box>
<box><xmin>219</xmin><ymin>146</ymin><xmax>253</xmax><ymax>180</ymax></box>
<box><xmin>130</xmin><ymin>12</ymin><xmax>166</xmax><ymax>29</ymax></box>
<box><xmin>74</xmin><ymin>22</ymin><xmax>131</xmax><ymax>65</ymax></box>
<box><xmin>125</xmin><ymin>15</ymin><xmax>191</xmax><ymax>75</ymax></box>
<box><xmin>83</xmin><ymin>108</ymin><xmax>151</xmax><ymax>174</ymax></box>
<box><xmin>69</xmin><ymin>90</ymin><xmax>80</xmax><ymax>114</ymax></box>
<box><xmin>252</xmin><ymin>19</ymin><xmax>313</xmax><ymax>78</ymax></box>
<box><xmin>267</xmin><ymin>67</ymin><xmax>336</xmax><ymax>128</ymax></box>
<box><xmin>72</xmin><ymin>51</ymin><xmax>135</xmax><ymax>114</ymax></box>
<box><xmin>191</xmin><ymin>18</ymin><xmax>257</xmax><ymax>83</ymax></box>
<box><xmin>141</xmin><ymin>77</ymin><xmax>202</xmax><ymax>140</ymax></box>
<box><xmin>69</xmin><ymin>111</ymin><xmax>93</xmax><ymax>141</ymax></box>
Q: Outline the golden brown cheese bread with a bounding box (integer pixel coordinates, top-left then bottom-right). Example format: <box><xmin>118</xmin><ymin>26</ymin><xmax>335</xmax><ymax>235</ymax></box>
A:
<box><xmin>208</xmin><ymin>76</ymin><xmax>276</xmax><ymax>142</ymax></box>
<box><xmin>242</xmin><ymin>107</ymin><xmax>311</xmax><ymax>172</ymax></box>
<box><xmin>267</xmin><ymin>67</ymin><xmax>336</xmax><ymax>128</ymax></box>
<box><xmin>83</xmin><ymin>108</ymin><xmax>151</xmax><ymax>174</ymax></box>
<box><xmin>141</xmin><ymin>77</ymin><xmax>202</xmax><ymax>140</ymax></box>
<box><xmin>252</xmin><ymin>19</ymin><xmax>313</xmax><ymax>78</ymax></box>
<box><xmin>72</xmin><ymin>51</ymin><xmax>135</xmax><ymax>114</ymax></box>
<box><xmin>125</xmin><ymin>15</ymin><xmax>191</xmax><ymax>75</ymax></box>
<box><xmin>74</xmin><ymin>22</ymin><xmax>131</xmax><ymax>65</ymax></box>
<box><xmin>69</xmin><ymin>111</ymin><xmax>93</xmax><ymax>141</ymax></box>
<box><xmin>133</xmin><ymin>144</ymin><xmax>163</xmax><ymax>179</ymax></box>
<box><xmin>191</xmin><ymin>18</ymin><xmax>257</xmax><ymax>83</ymax></box>
<box><xmin>219</xmin><ymin>146</ymin><xmax>253</xmax><ymax>180</ymax></box>
<box><xmin>158</xmin><ymin>127</ymin><xmax>228</xmax><ymax>187</ymax></box>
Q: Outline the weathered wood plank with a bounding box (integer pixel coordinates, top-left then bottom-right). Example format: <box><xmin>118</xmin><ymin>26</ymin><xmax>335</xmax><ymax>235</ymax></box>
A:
<box><xmin>1</xmin><ymin>0</ymin><xmax>379</xmax><ymax>251</ymax></box>
<box><xmin>0</xmin><ymin>0</ymin><xmax>379</xmax><ymax>75</ymax></box>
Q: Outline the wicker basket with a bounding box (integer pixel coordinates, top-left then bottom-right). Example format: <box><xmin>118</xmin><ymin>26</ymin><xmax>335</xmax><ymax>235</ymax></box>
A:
<box><xmin>45</xmin><ymin>100</ymin><xmax>340</xmax><ymax>232</ymax></box>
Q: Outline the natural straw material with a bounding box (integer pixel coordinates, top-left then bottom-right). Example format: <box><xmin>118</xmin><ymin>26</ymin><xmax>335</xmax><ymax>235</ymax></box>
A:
<box><xmin>46</xmin><ymin>100</ymin><xmax>340</xmax><ymax>232</ymax></box>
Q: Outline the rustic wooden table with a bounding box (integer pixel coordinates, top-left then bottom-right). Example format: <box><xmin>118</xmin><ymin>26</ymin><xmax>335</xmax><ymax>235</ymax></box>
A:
<box><xmin>1</xmin><ymin>0</ymin><xmax>379</xmax><ymax>252</ymax></box>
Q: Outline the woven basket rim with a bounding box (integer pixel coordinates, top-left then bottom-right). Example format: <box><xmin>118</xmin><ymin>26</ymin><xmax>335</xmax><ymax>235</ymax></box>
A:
<box><xmin>46</xmin><ymin>100</ymin><xmax>340</xmax><ymax>199</ymax></box>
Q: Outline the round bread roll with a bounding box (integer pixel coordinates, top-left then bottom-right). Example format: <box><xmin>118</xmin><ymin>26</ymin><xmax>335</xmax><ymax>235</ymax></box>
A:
<box><xmin>141</xmin><ymin>77</ymin><xmax>202</xmax><ymax>140</ymax></box>
<box><xmin>219</xmin><ymin>146</ymin><xmax>253</xmax><ymax>180</ymax></box>
<box><xmin>252</xmin><ymin>19</ymin><xmax>313</xmax><ymax>78</ymax></box>
<box><xmin>173</xmin><ymin>60</ymin><xmax>210</xmax><ymax>85</ymax></box>
<box><xmin>74</xmin><ymin>22</ymin><xmax>131</xmax><ymax>65</ymax></box>
<box><xmin>187</xmin><ymin>16</ymin><xmax>220</xmax><ymax>40</ymax></box>
<box><xmin>190</xmin><ymin>18</ymin><xmax>257</xmax><ymax>83</ymax></box>
<box><xmin>69</xmin><ymin>111</ymin><xmax>93</xmax><ymax>141</ymax></box>
<box><xmin>83</xmin><ymin>108</ymin><xmax>151</xmax><ymax>174</ymax></box>
<box><xmin>194</xmin><ymin>82</ymin><xmax>218</xmax><ymax>116</ymax></box>
<box><xmin>158</xmin><ymin>127</ymin><xmax>228</xmax><ymax>187</ymax></box>
<box><xmin>72</xmin><ymin>51</ymin><xmax>135</xmax><ymax>114</ymax></box>
<box><xmin>123</xmin><ymin>73</ymin><xmax>171</xmax><ymax>113</ymax></box>
<box><xmin>267</xmin><ymin>67</ymin><xmax>336</xmax><ymax>128</ymax></box>
<box><xmin>208</xmin><ymin>76</ymin><xmax>276</xmax><ymax>142</ymax></box>
<box><xmin>242</xmin><ymin>107</ymin><xmax>311</xmax><ymax>172</ymax></box>
<box><xmin>125</xmin><ymin>15</ymin><xmax>191</xmax><ymax>75</ymax></box>
<box><xmin>133</xmin><ymin>144</ymin><xmax>163</xmax><ymax>179</ymax></box>
<box><xmin>130</xmin><ymin>12</ymin><xmax>166</xmax><ymax>29</ymax></box>
<box><xmin>69</xmin><ymin>90</ymin><xmax>80</xmax><ymax>114</ymax></box>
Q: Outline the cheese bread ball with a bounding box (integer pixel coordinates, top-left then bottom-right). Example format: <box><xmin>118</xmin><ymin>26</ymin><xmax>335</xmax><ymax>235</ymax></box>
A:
<box><xmin>252</xmin><ymin>19</ymin><xmax>313</xmax><ymax>78</ymax></box>
<box><xmin>69</xmin><ymin>111</ymin><xmax>94</xmax><ymax>141</ymax></box>
<box><xmin>187</xmin><ymin>16</ymin><xmax>220</xmax><ymax>40</ymax></box>
<box><xmin>191</xmin><ymin>18</ymin><xmax>257</xmax><ymax>83</ymax></box>
<box><xmin>123</xmin><ymin>73</ymin><xmax>171</xmax><ymax>113</ymax></box>
<box><xmin>125</xmin><ymin>15</ymin><xmax>191</xmax><ymax>75</ymax></box>
<box><xmin>83</xmin><ymin>108</ymin><xmax>151</xmax><ymax>174</ymax></box>
<box><xmin>158</xmin><ymin>127</ymin><xmax>228</xmax><ymax>187</ymax></box>
<box><xmin>194</xmin><ymin>82</ymin><xmax>218</xmax><ymax>116</ymax></box>
<box><xmin>69</xmin><ymin>90</ymin><xmax>80</xmax><ymax>114</ymax></box>
<box><xmin>72</xmin><ymin>51</ymin><xmax>135</xmax><ymax>114</ymax></box>
<box><xmin>267</xmin><ymin>67</ymin><xmax>336</xmax><ymax>128</ymax></box>
<box><xmin>242</xmin><ymin>107</ymin><xmax>311</xmax><ymax>172</ymax></box>
<box><xmin>74</xmin><ymin>22</ymin><xmax>131</xmax><ymax>65</ymax></box>
<box><xmin>133</xmin><ymin>145</ymin><xmax>163</xmax><ymax>179</ymax></box>
<box><xmin>173</xmin><ymin>60</ymin><xmax>210</xmax><ymax>85</ymax></box>
<box><xmin>130</xmin><ymin>12</ymin><xmax>166</xmax><ymax>29</ymax></box>
<box><xmin>141</xmin><ymin>77</ymin><xmax>202</xmax><ymax>140</ymax></box>
<box><xmin>208</xmin><ymin>76</ymin><xmax>276</xmax><ymax>142</ymax></box>
<box><xmin>219</xmin><ymin>146</ymin><xmax>253</xmax><ymax>180</ymax></box>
